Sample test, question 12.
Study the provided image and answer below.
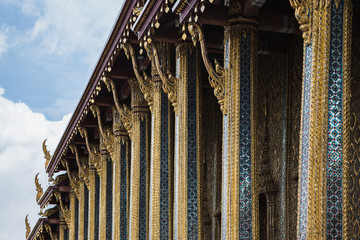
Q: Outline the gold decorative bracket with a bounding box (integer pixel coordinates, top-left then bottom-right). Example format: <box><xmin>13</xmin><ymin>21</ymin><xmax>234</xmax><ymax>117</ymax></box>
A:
<box><xmin>61</xmin><ymin>159</ymin><xmax>80</xmax><ymax>198</ymax></box>
<box><xmin>188</xmin><ymin>22</ymin><xmax>227</xmax><ymax>113</ymax></box>
<box><xmin>90</xmin><ymin>104</ymin><xmax>116</xmax><ymax>160</ymax></box>
<box><xmin>102</xmin><ymin>77</ymin><xmax>133</xmax><ymax>137</ymax></box>
<box><xmin>144</xmin><ymin>41</ymin><xmax>178</xmax><ymax>111</ymax></box>
<box><xmin>89</xmin><ymin>105</ymin><xmax>105</xmax><ymax>140</ymax></box>
<box><xmin>25</xmin><ymin>215</ymin><xmax>31</xmax><ymax>238</ymax></box>
<box><xmin>78</xmin><ymin>126</ymin><xmax>100</xmax><ymax>167</ymax></box>
<box><xmin>41</xmin><ymin>206</ymin><xmax>59</xmax><ymax>218</ymax></box>
<box><xmin>78</xmin><ymin>126</ymin><xmax>101</xmax><ymax>177</ymax></box>
<box><xmin>145</xmin><ymin>42</ymin><xmax>177</xmax><ymax>96</ymax></box>
<box><xmin>289</xmin><ymin>0</ymin><xmax>311</xmax><ymax>45</ymax></box>
<box><xmin>42</xmin><ymin>139</ymin><xmax>51</xmax><ymax>170</ymax></box>
<box><xmin>69</xmin><ymin>144</ymin><xmax>90</xmax><ymax>186</ymax></box>
<box><xmin>69</xmin><ymin>144</ymin><xmax>84</xmax><ymax>176</ymax></box>
<box><xmin>44</xmin><ymin>223</ymin><xmax>58</xmax><ymax>240</ymax></box>
<box><xmin>122</xmin><ymin>43</ymin><xmax>153</xmax><ymax>108</ymax></box>
<box><xmin>54</xmin><ymin>192</ymin><xmax>70</xmax><ymax>227</ymax></box>
<box><xmin>35</xmin><ymin>173</ymin><xmax>43</xmax><ymax>203</ymax></box>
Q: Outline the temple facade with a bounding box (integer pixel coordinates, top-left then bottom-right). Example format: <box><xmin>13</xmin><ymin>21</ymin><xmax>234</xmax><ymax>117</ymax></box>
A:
<box><xmin>25</xmin><ymin>0</ymin><xmax>360</xmax><ymax>239</ymax></box>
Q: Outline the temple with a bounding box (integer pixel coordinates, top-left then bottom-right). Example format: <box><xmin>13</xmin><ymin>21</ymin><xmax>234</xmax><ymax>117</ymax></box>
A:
<box><xmin>25</xmin><ymin>0</ymin><xmax>359</xmax><ymax>239</ymax></box>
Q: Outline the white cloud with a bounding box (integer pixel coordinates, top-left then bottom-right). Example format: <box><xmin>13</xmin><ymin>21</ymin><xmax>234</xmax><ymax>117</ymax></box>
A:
<box><xmin>0</xmin><ymin>87</ymin><xmax>71</xmax><ymax>240</ymax></box>
<box><xmin>23</xmin><ymin>0</ymin><xmax>122</xmax><ymax>64</ymax></box>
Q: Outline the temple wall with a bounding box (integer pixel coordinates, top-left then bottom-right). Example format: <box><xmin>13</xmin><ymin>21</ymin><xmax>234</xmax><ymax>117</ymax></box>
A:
<box><xmin>27</xmin><ymin>1</ymin><xmax>359</xmax><ymax>240</ymax></box>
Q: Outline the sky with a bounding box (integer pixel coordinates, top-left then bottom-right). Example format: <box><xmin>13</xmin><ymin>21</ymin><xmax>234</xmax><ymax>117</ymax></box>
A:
<box><xmin>0</xmin><ymin>0</ymin><xmax>123</xmax><ymax>239</ymax></box>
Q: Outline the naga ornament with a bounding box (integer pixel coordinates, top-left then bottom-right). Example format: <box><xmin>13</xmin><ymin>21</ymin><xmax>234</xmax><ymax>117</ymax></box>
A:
<box><xmin>25</xmin><ymin>215</ymin><xmax>31</xmax><ymax>238</ymax></box>
<box><xmin>42</xmin><ymin>139</ymin><xmax>51</xmax><ymax>169</ymax></box>
<box><xmin>188</xmin><ymin>22</ymin><xmax>226</xmax><ymax>113</ymax></box>
<box><xmin>35</xmin><ymin>173</ymin><xmax>43</xmax><ymax>202</ymax></box>
<box><xmin>145</xmin><ymin>41</ymin><xmax>178</xmax><ymax>111</ymax></box>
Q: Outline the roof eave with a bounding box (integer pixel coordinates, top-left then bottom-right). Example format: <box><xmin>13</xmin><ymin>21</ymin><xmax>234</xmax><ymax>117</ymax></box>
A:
<box><xmin>46</xmin><ymin>0</ymin><xmax>137</xmax><ymax>177</ymax></box>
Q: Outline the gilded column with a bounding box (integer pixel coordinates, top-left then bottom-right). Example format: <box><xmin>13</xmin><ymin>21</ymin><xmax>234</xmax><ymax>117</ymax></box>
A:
<box><xmin>79</xmin><ymin>122</ymin><xmax>101</xmax><ymax>240</ymax></box>
<box><xmin>102</xmin><ymin>77</ymin><xmax>133</xmax><ymax>240</ymax></box>
<box><xmin>128</xmin><ymin>78</ymin><xmax>151</xmax><ymax>240</ymax></box>
<box><xmin>69</xmin><ymin>143</ymin><xmax>89</xmax><ymax>240</ymax></box>
<box><xmin>78</xmin><ymin>180</ymin><xmax>85</xmax><ymax>240</ymax></box>
<box><xmin>219</xmin><ymin>10</ymin><xmax>259</xmax><ymax>239</ymax></box>
<box><xmin>289</xmin><ymin>0</ymin><xmax>353</xmax><ymax>239</ymax></box>
<box><xmin>141</xmin><ymin>42</ymin><xmax>174</xmax><ymax>240</ymax></box>
<box><xmin>90</xmin><ymin>104</ymin><xmax>115</xmax><ymax>240</ymax></box>
<box><xmin>84</xmin><ymin>183</ymin><xmax>89</xmax><ymax>240</ymax></box>
<box><xmin>88</xmin><ymin>166</ymin><xmax>96</xmax><ymax>240</ymax></box>
<box><xmin>59</xmin><ymin>218</ymin><xmax>67</xmax><ymax>240</ymax></box>
<box><xmin>69</xmin><ymin>190</ymin><xmax>76</xmax><ymax>240</ymax></box>
<box><xmin>94</xmin><ymin>171</ymin><xmax>100</xmax><ymax>240</ymax></box>
<box><xmin>112</xmin><ymin>108</ymin><xmax>130</xmax><ymax>240</ymax></box>
<box><xmin>98</xmin><ymin>147</ymin><xmax>112</xmax><ymax>240</ymax></box>
<box><xmin>187</xmin><ymin>20</ymin><xmax>229</xmax><ymax>240</ymax></box>
<box><xmin>55</xmin><ymin>192</ymin><xmax>70</xmax><ymax>240</ymax></box>
<box><xmin>172</xmin><ymin>42</ymin><xmax>202</xmax><ymax>240</ymax></box>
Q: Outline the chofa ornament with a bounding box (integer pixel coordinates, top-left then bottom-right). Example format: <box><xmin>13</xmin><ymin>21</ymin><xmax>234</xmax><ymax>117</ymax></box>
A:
<box><xmin>25</xmin><ymin>215</ymin><xmax>31</xmax><ymax>238</ymax></box>
<box><xmin>42</xmin><ymin>139</ymin><xmax>52</xmax><ymax>169</ymax></box>
<box><xmin>35</xmin><ymin>173</ymin><xmax>43</xmax><ymax>203</ymax></box>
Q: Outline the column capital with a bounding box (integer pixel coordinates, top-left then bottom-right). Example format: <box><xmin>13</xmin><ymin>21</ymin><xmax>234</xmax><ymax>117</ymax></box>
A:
<box><xmin>289</xmin><ymin>0</ymin><xmax>311</xmax><ymax>44</ymax></box>
<box><xmin>128</xmin><ymin>77</ymin><xmax>150</xmax><ymax>121</ymax></box>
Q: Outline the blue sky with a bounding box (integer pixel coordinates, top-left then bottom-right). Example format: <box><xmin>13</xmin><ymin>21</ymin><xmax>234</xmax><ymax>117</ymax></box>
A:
<box><xmin>0</xmin><ymin>0</ymin><xmax>123</xmax><ymax>239</ymax></box>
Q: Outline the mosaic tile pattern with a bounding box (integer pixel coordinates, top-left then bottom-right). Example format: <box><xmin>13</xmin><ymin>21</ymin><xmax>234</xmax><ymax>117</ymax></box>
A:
<box><xmin>238</xmin><ymin>34</ymin><xmax>252</xmax><ymax>240</ymax></box>
<box><xmin>298</xmin><ymin>44</ymin><xmax>313</xmax><ymax>240</ymax></box>
<box><xmin>95</xmin><ymin>174</ymin><xmax>100</xmax><ymax>240</ymax></box>
<box><xmin>187</xmin><ymin>50</ymin><xmax>199</xmax><ymax>240</ymax></box>
<box><xmin>280</xmin><ymin>57</ymin><xmax>288</xmax><ymax>240</ymax></box>
<box><xmin>222</xmin><ymin>39</ymin><xmax>230</xmax><ymax>240</ymax></box>
<box><xmin>139</xmin><ymin>120</ymin><xmax>147</xmax><ymax>240</ymax></box>
<box><xmin>160</xmin><ymin>90</ymin><xmax>170</xmax><ymax>239</ymax></box>
<box><xmin>174</xmin><ymin>56</ymin><xmax>180</xmax><ymax>239</ymax></box>
<box><xmin>64</xmin><ymin>228</ymin><xmax>69</xmax><ymax>240</ymax></box>
<box><xmin>106</xmin><ymin>160</ymin><xmax>113</xmax><ymax>239</ymax></box>
<box><xmin>221</xmin><ymin>115</ymin><xmax>229</xmax><ymax>240</ymax></box>
<box><xmin>174</xmin><ymin>115</ymin><xmax>180</xmax><ymax>239</ymax></box>
<box><xmin>326</xmin><ymin>2</ymin><xmax>344</xmax><ymax>239</ymax></box>
<box><xmin>84</xmin><ymin>185</ymin><xmax>89</xmax><ymax>240</ymax></box>
<box><xmin>120</xmin><ymin>143</ymin><xmax>128</xmax><ymax>239</ymax></box>
<box><xmin>75</xmin><ymin>197</ymin><xmax>79</xmax><ymax>240</ymax></box>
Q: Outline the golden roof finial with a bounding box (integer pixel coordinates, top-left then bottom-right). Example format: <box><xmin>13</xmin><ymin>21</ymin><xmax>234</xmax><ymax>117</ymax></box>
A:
<box><xmin>35</xmin><ymin>173</ymin><xmax>43</xmax><ymax>202</ymax></box>
<box><xmin>25</xmin><ymin>215</ymin><xmax>31</xmax><ymax>238</ymax></box>
<box><xmin>42</xmin><ymin>139</ymin><xmax>51</xmax><ymax>169</ymax></box>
